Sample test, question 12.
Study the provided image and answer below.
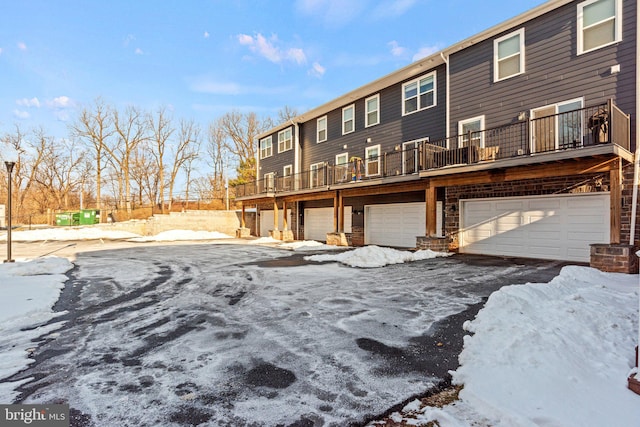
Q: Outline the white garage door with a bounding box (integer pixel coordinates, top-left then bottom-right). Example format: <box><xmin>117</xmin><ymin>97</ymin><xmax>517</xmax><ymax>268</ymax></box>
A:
<box><xmin>260</xmin><ymin>209</ymin><xmax>291</xmax><ymax>237</ymax></box>
<box><xmin>304</xmin><ymin>207</ymin><xmax>352</xmax><ymax>241</ymax></box>
<box><xmin>365</xmin><ymin>202</ymin><xmax>443</xmax><ymax>248</ymax></box>
<box><xmin>460</xmin><ymin>193</ymin><xmax>610</xmax><ymax>262</ymax></box>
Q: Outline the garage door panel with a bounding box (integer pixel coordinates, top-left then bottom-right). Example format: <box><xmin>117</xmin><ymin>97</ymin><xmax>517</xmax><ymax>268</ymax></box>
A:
<box><xmin>365</xmin><ymin>202</ymin><xmax>429</xmax><ymax>248</ymax></box>
<box><xmin>260</xmin><ymin>210</ymin><xmax>292</xmax><ymax>237</ymax></box>
<box><xmin>305</xmin><ymin>207</ymin><xmax>352</xmax><ymax>241</ymax></box>
<box><xmin>461</xmin><ymin>193</ymin><xmax>609</xmax><ymax>262</ymax></box>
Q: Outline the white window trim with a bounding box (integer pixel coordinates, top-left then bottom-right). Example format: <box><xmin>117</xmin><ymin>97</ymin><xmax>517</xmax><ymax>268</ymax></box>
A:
<box><xmin>342</xmin><ymin>104</ymin><xmax>355</xmax><ymax>135</ymax></box>
<box><xmin>283</xmin><ymin>164</ymin><xmax>292</xmax><ymax>176</ymax></box>
<box><xmin>264</xmin><ymin>172</ymin><xmax>275</xmax><ymax>191</ymax></box>
<box><xmin>335</xmin><ymin>153</ymin><xmax>349</xmax><ymax>166</ymax></box>
<box><xmin>493</xmin><ymin>28</ymin><xmax>525</xmax><ymax>82</ymax></box>
<box><xmin>259</xmin><ymin>136</ymin><xmax>273</xmax><ymax>159</ymax></box>
<box><xmin>529</xmin><ymin>97</ymin><xmax>584</xmax><ymax>152</ymax></box>
<box><xmin>365</xmin><ymin>94</ymin><xmax>380</xmax><ymax>127</ymax></box>
<box><xmin>402</xmin><ymin>71</ymin><xmax>437</xmax><ymax>116</ymax></box>
<box><xmin>310</xmin><ymin>162</ymin><xmax>324</xmax><ymax>188</ymax></box>
<box><xmin>577</xmin><ymin>0</ymin><xmax>622</xmax><ymax>55</ymax></box>
<box><xmin>365</xmin><ymin>144</ymin><xmax>381</xmax><ymax>177</ymax></box>
<box><xmin>317</xmin><ymin>116</ymin><xmax>327</xmax><ymax>143</ymax></box>
<box><xmin>335</xmin><ymin>153</ymin><xmax>349</xmax><ymax>183</ymax></box>
<box><xmin>458</xmin><ymin>115</ymin><xmax>486</xmax><ymax>148</ymax></box>
<box><xmin>278</xmin><ymin>128</ymin><xmax>292</xmax><ymax>153</ymax></box>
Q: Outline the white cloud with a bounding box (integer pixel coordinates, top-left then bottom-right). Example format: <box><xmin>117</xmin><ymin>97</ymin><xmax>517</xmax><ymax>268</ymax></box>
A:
<box><xmin>13</xmin><ymin>110</ymin><xmax>30</xmax><ymax>120</ymax></box>
<box><xmin>371</xmin><ymin>0</ymin><xmax>417</xmax><ymax>20</ymax></box>
<box><xmin>388</xmin><ymin>40</ymin><xmax>406</xmax><ymax>57</ymax></box>
<box><xmin>237</xmin><ymin>33</ymin><xmax>307</xmax><ymax>65</ymax></box>
<box><xmin>308</xmin><ymin>62</ymin><xmax>326</xmax><ymax>78</ymax></box>
<box><xmin>54</xmin><ymin>110</ymin><xmax>70</xmax><ymax>122</ymax></box>
<box><xmin>16</xmin><ymin>97</ymin><xmax>41</xmax><ymax>108</ymax></box>
<box><xmin>47</xmin><ymin>96</ymin><xmax>73</xmax><ymax>108</ymax></box>
<box><xmin>412</xmin><ymin>45</ymin><xmax>440</xmax><ymax>61</ymax></box>
<box><xmin>287</xmin><ymin>48</ymin><xmax>307</xmax><ymax>65</ymax></box>
<box><xmin>135</xmin><ymin>47</ymin><xmax>144</xmax><ymax>55</ymax></box>
<box><xmin>203</xmin><ymin>31</ymin><xmax>210</xmax><ymax>39</ymax></box>
<box><xmin>17</xmin><ymin>42</ymin><xmax>27</xmax><ymax>51</ymax></box>
<box><xmin>123</xmin><ymin>34</ymin><xmax>135</xmax><ymax>46</ymax></box>
<box><xmin>295</xmin><ymin>0</ymin><xmax>365</xmax><ymax>27</ymax></box>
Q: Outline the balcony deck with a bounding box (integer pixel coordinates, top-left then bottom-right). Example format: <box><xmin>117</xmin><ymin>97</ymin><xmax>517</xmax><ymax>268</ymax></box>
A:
<box><xmin>236</xmin><ymin>101</ymin><xmax>631</xmax><ymax>201</ymax></box>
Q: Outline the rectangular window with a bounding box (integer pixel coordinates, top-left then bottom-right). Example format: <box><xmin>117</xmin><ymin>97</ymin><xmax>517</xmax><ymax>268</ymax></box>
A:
<box><xmin>310</xmin><ymin>162</ymin><xmax>324</xmax><ymax>188</ymax></box>
<box><xmin>282</xmin><ymin>164</ymin><xmax>292</xmax><ymax>190</ymax></box>
<box><xmin>259</xmin><ymin>136</ymin><xmax>272</xmax><ymax>159</ymax></box>
<box><xmin>278</xmin><ymin>128</ymin><xmax>292</xmax><ymax>153</ymax></box>
<box><xmin>531</xmin><ymin>98</ymin><xmax>584</xmax><ymax>152</ymax></box>
<box><xmin>365</xmin><ymin>145</ymin><xmax>380</xmax><ymax>177</ymax></box>
<box><xmin>365</xmin><ymin>94</ymin><xmax>380</xmax><ymax>127</ymax></box>
<box><xmin>335</xmin><ymin>152</ymin><xmax>349</xmax><ymax>183</ymax></box>
<box><xmin>342</xmin><ymin>104</ymin><xmax>355</xmax><ymax>134</ymax></box>
<box><xmin>458</xmin><ymin>116</ymin><xmax>485</xmax><ymax>148</ymax></box>
<box><xmin>317</xmin><ymin>116</ymin><xmax>327</xmax><ymax>143</ymax></box>
<box><xmin>402</xmin><ymin>72</ymin><xmax>436</xmax><ymax>115</ymax></box>
<box><xmin>494</xmin><ymin>28</ymin><xmax>525</xmax><ymax>81</ymax></box>
<box><xmin>578</xmin><ymin>0</ymin><xmax>621</xmax><ymax>54</ymax></box>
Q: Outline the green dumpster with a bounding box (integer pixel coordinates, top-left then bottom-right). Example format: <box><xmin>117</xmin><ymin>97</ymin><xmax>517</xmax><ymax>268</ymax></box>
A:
<box><xmin>55</xmin><ymin>212</ymin><xmax>80</xmax><ymax>226</ymax></box>
<box><xmin>79</xmin><ymin>209</ymin><xmax>101</xmax><ymax>225</ymax></box>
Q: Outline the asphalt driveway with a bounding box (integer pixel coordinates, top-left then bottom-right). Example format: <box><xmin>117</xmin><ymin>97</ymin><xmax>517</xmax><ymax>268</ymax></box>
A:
<box><xmin>6</xmin><ymin>243</ymin><xmax>567</xmax><ymax>426</ymax></box>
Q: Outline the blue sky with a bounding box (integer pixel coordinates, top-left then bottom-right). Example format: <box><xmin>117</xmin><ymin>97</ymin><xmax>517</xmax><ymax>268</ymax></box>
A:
<box><xmin>0</xmin><ymin>0</ymin><xmax>546</xmax><ymax>139</ymax></box>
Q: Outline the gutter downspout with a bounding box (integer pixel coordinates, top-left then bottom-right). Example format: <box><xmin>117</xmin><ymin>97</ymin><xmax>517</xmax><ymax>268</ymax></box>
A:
<box><xmin>441</xmin><ymin>52</ymin><xmax>450</xmax><ymax>142</ymax></box>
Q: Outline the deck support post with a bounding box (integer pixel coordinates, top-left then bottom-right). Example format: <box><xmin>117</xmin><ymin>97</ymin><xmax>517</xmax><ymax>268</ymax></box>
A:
<box><xmin>610</xmin><ymin>158</ymin><xmax>622</xmax><ymax>244</ymax></box>
<box><xmin>426</xmin><ymin>184</ymin><xmax>437</xmax><ymax>237</ymax></box>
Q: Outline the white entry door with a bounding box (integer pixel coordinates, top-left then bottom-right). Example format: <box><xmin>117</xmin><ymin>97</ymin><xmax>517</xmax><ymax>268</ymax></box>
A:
<box><xmin>304</xmin><ymin>207</ymin><xmax>353</xmax><ymax>241</ymax></box>
<box><xmin>460</xmin><ymin>193</ymin><xmax>609</xmax><ymax>262</ymax></box>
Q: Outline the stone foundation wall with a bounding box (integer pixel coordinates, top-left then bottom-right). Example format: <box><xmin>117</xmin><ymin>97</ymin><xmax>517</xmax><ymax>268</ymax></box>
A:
<box><xmin>590</xmin><ymin>244</ymin><xmax>639</xmax><ymax>273</ymax></box>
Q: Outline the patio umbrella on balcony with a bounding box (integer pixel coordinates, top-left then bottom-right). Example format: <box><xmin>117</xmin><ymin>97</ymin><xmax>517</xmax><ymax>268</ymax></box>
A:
<box><xmin>350</xmin><ymin>156</ymin><xmax>362</xmax><ymax>182</ymax></box>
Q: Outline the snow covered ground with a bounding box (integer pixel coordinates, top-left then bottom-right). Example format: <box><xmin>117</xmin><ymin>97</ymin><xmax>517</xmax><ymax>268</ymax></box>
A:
<box><xmin>0</xmin><ymin>226</ymin><xmax>638</xmax><ymax>426</ymax></box>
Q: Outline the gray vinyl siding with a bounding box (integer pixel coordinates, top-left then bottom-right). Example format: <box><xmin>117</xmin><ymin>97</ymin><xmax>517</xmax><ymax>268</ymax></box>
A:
<box><xmin>449</xmin><ymin>0</ymin><xmax>636</xmax><ymax>149</ymax></box>
<box><xmin>258</xmin><ymin>126</ymin><xmax>295</xmax><ymax>178</ymax></box>
<box><xmin>300</xmin><ymin>65</ymin><xmax>446</xmax><ymax>170</ymax></box>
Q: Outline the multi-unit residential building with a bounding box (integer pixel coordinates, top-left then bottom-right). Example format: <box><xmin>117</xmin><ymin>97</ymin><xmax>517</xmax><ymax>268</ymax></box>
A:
<box><xmin>236</xmin><ymin>0</ymin><xmax>638</xmax><ymax>271</ymax></box>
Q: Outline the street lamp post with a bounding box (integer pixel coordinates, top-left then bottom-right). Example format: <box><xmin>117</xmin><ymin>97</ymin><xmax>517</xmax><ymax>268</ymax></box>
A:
<box><xmin>5</xmin><ymin>161</ymin><xmax>15</xmax><ymax>263</ymax></box>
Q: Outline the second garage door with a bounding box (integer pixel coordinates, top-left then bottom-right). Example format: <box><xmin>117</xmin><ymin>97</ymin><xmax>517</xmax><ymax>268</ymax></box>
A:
<box><xmin>365</xmin><ymin>202</ymin><xmax>442</xmax><ymax>248</ymax></box>
<box><xmin>304</xmin><ymin>207</ymin><xmax>352</xmax><ymax>241</ymax></box>
<box><xmin>460</xmin><ymin>193</ymin><xmax>610</xmax><ymax>262</ymax></box>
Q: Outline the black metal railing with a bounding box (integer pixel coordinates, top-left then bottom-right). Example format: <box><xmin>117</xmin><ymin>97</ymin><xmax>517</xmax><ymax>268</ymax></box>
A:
<box><xmin>235</xmin><ymin>100</ymin><xmax>630</xmax><ymax>198</ymax></box>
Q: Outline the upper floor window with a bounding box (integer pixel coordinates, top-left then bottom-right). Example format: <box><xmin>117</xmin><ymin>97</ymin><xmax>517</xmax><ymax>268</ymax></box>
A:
<box><xmin>365</xmin><ymin>94</ymin><xmax>380</xmax><ymax>127</ymax></box>
<box><xmin>317</xmin><ymin>116</ymin><xmax>327</xmax><ymax>143</ymax></box>
<box><xmin>282</xmin><ymin>164</ymin><xmax>293</xmax><ymax>190</ymax></box>
<box><xmin>578</xmin><ymin>0</ymin><xmax>621</xmax><ymax>55</ymax></box>
<box><xmin>342</xmin><ymin>104</ymin><xmax>355</xmax><ymax>134</ymax></box>
<box><xmin>494</xmin><ymin>28</ymin><xmax>525</xmax><ymax>82</ymax></box>
<box><xmin>259</xmin><ymin>136</ymin><xmax>272</xmax><ymax>159</ymax></box>
<box><xmin>402</xmin><ymin>72</ymin><xmax>436</xmax><ymax>115</ymax></box>
<box><xmin>278</xmin><ymin>128</ymin><xmax>292</xmax><ymax>153</ymax></box>
<box><xmin>264</xmin><ymin>172</ymin><xmax>275</xmax><ymax>191</ymax></box>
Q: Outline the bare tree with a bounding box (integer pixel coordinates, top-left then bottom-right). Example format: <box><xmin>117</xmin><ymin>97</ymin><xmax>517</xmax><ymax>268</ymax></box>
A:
<box><xmin>166</xmin><ymin>119</ymin><xmax>201</xmax><ymax>211</ymax></box>
<box><xmin>110</xmin><ymin>105</ymin><xmax>148</xmax><ymax>216</ymax></box>
<box><xmin>71</xmin><ymin>97</ymin><xmax>114</xmax><ymax>210</ymax></box>
<box><xmin>219</xmin><ymin>111</ymin><xmax>272</xmax><ymax>167</ymax></box>
<box><xmin>147</xmin><ymin>106</ymin><xmax>174</xmax><ymax>213</ymax></box>
<box><xmin>276</xmin><ymin>105</ymin><xmax>298</xmax><ymax>125</ymax></box>
<box><xmin>206</xmin><ymin>121</ymin><xmax>230</xmax><ymax>200</ymax></box>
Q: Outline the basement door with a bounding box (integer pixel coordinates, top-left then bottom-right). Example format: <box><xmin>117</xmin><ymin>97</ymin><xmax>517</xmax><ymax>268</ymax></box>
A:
<box><xmin>364</xmin><ymin>202</ymin><xmax>443</xmax><ymax>248</ymax></box>
<box><xmin>304</xmin><ymin>207</ymin><xmax>353</xmax><ymax>241</ymax></box>
<box><xmin>459</xmin><ymin>193</ymin><xmax>610</xmax><ymax>262</ymax></box>
<box><xmin>259</xmin><ymin>209</ymin><xmax>291</xmax><ymax>237</ymax></box>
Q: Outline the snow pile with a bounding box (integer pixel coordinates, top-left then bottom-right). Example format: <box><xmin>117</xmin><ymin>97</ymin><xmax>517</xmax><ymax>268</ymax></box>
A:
<box><xmin>378</xmin><ymin>266</ymin><xmax>640</xmax><ymax>427</ymax></box>
<box><xmin>0</xmin><ymin>257</ymin><xmax>73</xmax><ymax>401</ymax></box>
<box><xmin>0</xmin><ymin>227</ymin><xmax>140</xmax><ymax>242</ymax></box>
<box><xmin>305</xmin><ymin>245</ymin><xmax>453</xmax><ymax>268</ymax></box>
<box><xmin>128</xmin><ymin>229</ymin><xmax>232</xmax><ymax>242</ymax></box>
<box><xmin>278</xmin><ymin>240</ymin><xmax>344</xmax><ymax>251</ymax></box>
<box><xmin>247</xmin><ymin>236</ymin><xmax>281</xmax><ymax>245</ymax></box>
